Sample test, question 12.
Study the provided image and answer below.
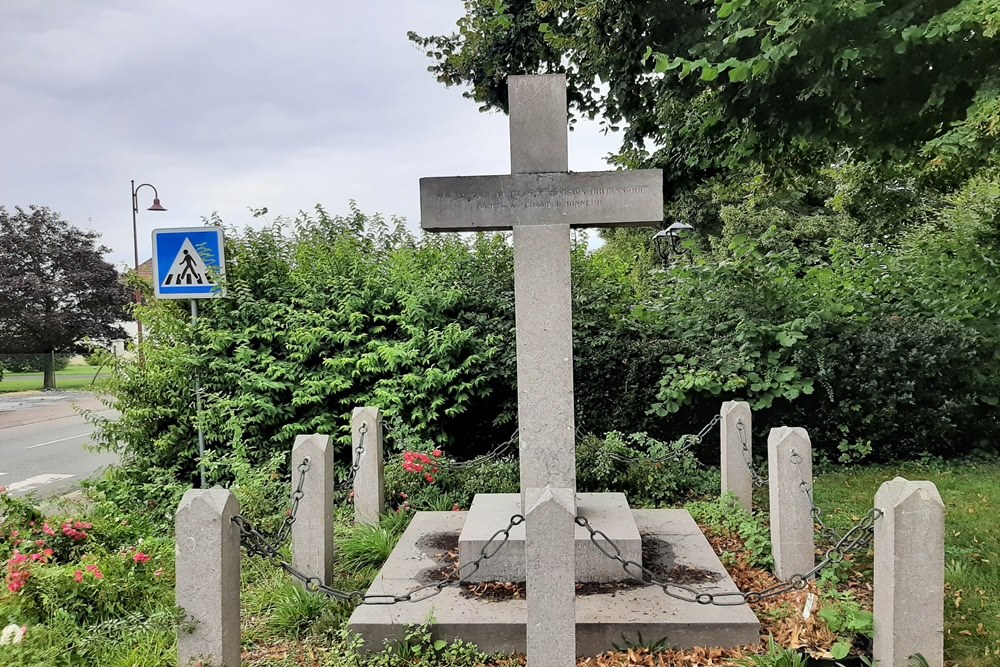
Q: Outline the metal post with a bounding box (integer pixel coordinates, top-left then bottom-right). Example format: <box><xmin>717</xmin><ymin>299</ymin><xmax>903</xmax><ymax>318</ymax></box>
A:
<box><xmin>131</xmin><ymin>180</ymin><xmax>144</xmax><ymax>350</ymax></box>
<box><xmin>191</xmin><ymin>299</ymin><xmax>206</xmax><ymax>488</ymax></box>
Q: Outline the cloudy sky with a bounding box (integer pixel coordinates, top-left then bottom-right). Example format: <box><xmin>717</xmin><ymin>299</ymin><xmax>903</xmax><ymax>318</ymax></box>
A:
<box><xmin>1</xmin><ymin>1</ymin><xmax>622</xmax><ymax>268</ymax></box>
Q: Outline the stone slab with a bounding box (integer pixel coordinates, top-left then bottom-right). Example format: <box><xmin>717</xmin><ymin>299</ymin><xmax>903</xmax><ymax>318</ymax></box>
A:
<box><xmin>349</xmin><ymin>509</ymin><xmax>760</xmax><ymax>656</ymax></box>
<box><xmin>458</xmin><ymin>493</ymin><xmax>641</xmax><ymax>583</ymax></box>
<box><xmin>419</xmin><ymin>171</ymin><xmax>664</xmax><ymax>231</ymax></box>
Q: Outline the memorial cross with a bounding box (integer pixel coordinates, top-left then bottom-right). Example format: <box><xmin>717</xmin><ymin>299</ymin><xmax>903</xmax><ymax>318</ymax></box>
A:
<box><xmin>420</xmin><ymin>74</ymin><xmax>662</xmax><ymax>666</ymax></box>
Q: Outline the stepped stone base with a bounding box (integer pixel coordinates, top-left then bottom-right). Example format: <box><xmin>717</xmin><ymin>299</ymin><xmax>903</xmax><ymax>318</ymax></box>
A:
<box><xmin>348</xmin><ymin>508</ymin><xmax>760</xmax><ymax>656</ymax></box>
<box><xmin>459</xmin><ymin>492</ymin><xmax>641</xmax><ymax>583</ymax></box>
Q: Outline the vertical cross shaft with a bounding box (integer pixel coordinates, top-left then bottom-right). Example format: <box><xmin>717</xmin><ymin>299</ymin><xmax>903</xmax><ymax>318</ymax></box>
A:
<box><xmin>509</xmin><ymin>74</ymin><xmax>578</xmax><ymax>667</ymax></box>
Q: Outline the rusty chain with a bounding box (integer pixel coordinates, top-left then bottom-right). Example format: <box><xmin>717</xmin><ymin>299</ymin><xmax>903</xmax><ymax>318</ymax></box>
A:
<box><xmin>337</xmin><ymin>422</ymin><xmax>367</xmax><ymax>491</ymax></box>
<box><xmin>736</xmin><ymin>418</ymin><xmax>768</xmax><ymax>489</ymax></box>
<box><xmin>596</xmin><ymin>414</ymin><xmax>722</xmax><ymax>465</ymax></box>
<box><xmin>233</xmin><ymin>507</ymin><xmax>524</xmax><ymax>605</ymax></box>
<box><xmin>790</xmin><ymin>448</ymin><xmax>842</xmax><ymax>544</ymax></box>
<box><xmin>273</xmin><ymin>457</ymin><xmax>312</xmax><ymax>545</ymax></box>
<box><xmin>576</xmin><ymin>507</ymin><xmax>882</xmax><ymax>607</ymax></box>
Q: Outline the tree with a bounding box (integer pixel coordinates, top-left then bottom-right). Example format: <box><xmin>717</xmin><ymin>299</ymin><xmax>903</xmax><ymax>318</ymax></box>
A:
<box><xmin>0</xmin><ymin>206</ymin><xmax>130</xmax><ymax>389</ymax></box>
<box><xmin>410</xmin><ymin>0</ymin><xmax>999</xmax><ymax>202</ymax></box>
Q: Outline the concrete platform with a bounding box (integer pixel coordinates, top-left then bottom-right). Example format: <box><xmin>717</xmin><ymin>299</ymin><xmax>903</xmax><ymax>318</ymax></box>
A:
<box><xmin>348</xmin><ymin>509</ymin><xmax>760</xmax><ymax>656</ymax></box>
<box><xmin>458</xmin><ymin>492</ymin><xmax>642</xmax><ymax>583</ymax></box>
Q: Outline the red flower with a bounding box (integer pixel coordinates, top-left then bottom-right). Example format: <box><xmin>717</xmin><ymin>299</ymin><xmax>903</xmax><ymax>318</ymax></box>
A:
<box><xmin>85</xmin><ymin>564</ymin><xmax>104</xmax><ymax>580</ymax></box>
<box><xmin>432</xmin><ymin>449</ymin><xmax>442</xmax><ymax>458</ymax></box>
<box><xmin>424</xmin><ymin>474</ymin><xmax>435</xmax><ymax>484</ymax></box>
<box><xmin>74</xmin><ymin>570</ymin><xmax>84</xmax><ymax>584</ymax></box>
<box><xmin>133</xmin><ymin>552</ymin><xmax>151</xmax><ymax>565</ymax></box>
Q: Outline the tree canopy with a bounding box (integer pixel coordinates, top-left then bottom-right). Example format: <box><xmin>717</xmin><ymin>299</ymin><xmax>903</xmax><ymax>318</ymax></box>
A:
<box><xmin>0</xmin><ymin>205</ymin><xmax>129</xmax><ymax>389</ymax></box>
<box><xmin>410</xmin><ymin>0</ymin><xmax>999</xmax><ymax>196</ymax></box>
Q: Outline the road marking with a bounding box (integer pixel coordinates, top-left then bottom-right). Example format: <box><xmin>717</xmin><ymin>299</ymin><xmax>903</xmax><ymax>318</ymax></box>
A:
<box><xmin>4</xmin><ymin>473</ymin><xmax>75</xmax><ymax>493</ymax></box>
<box><xmin>24</xmin><ymin>432</ymin><xmax>92</xmax><ymax>449</ymax></box>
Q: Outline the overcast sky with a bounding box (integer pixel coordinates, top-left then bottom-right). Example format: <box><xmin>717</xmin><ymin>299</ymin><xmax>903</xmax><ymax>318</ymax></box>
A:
<box><xmin>1</xmin><ymin>1</ymin><xmax>621</xmax><ymax>268</ymax></box>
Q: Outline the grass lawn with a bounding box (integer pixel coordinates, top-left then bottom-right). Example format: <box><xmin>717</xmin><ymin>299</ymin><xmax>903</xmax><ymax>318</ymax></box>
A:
<box><xmin>0</xmin><ymin>364</ymin><xmax>110</xmax><ymax>393</ymax></box>
<box><xmin>815</xmin><ymin>460</ymin><xmax>1000</xmax><ymax>666</ymax></box>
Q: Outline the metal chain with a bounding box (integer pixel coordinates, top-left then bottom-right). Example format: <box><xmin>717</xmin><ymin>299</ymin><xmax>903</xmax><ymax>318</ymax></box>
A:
<box><xmin>233</xmin><ymin>511</ymin><xmax>525</xmax><ymax>605</ymax></box>
<box><xmin>790</xmin><ymin>448</ymin><xmax>841</xmax><ymax>544</ymax></box>
<box><xmin>338</xmin><ymin>422</ymin><xmax>367</xmax><ymax>491</ymax></box>
<box><xmin>274</xmin><ymin>457</ymin><xmax>311</xmax><ymax>545</ymax></box>
<box><xmin>576</xmin><ymin>507</ymin><xmax>882</xmax><ymax>607</ymax></box>
<box><xmin>736</xmin><ymin>419</ymin><xmax>767</xmax><ymax>488</ymax></box>
<box><xmin>438</xmin><ymin>429</ymin><xmax>519</xmax><ymax>469</ymax></box>
<box><xmin>597</xmin><ymin>414</ymin><xmax>722</xmax><ymax>465</ymax></box>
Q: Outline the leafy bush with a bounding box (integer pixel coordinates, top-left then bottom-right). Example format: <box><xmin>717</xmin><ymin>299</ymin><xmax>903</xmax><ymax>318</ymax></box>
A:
<box><xmin>576</xmin><ymin>431</ymin><xmax>719</xmax><ymax>506</ymax></box>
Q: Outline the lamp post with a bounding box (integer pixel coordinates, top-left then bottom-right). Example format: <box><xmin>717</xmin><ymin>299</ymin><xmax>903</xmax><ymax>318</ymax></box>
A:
<box><xmin>131</xmin><ymin>180</ymin><xmax>166</xmax><ymax>348</ymax></box>
<box><xmin>653</xmin><ymin>221</ymin><xmax>694</xmax><ymax>263</ymax></box>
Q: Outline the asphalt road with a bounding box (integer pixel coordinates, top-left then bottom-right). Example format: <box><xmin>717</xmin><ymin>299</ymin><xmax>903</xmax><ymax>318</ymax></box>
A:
<box><xmin>0</xmin><ymin>392</ymin><xmax>119</xmax><ymax>497</ymax></box>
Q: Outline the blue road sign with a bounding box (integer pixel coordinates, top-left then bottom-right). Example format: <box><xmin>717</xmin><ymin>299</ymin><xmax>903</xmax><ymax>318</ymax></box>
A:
<box><xmin>151</xmin><ymin>227</ymin><xmax>226</xmax><ymax>299</ymax></box>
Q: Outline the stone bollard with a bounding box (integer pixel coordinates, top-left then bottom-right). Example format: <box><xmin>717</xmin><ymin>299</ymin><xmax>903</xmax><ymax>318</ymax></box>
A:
<box><xmin>291</xmin><ymin>434</ymin><xmax>335</xmax><ymax>585</ymax></box>
<box><xmin>767</xmin><ymin>427</ymin><xmax>815</xmax><ymax>580</ymax></box>
<box><xmin>176</xmin><ymin>487</ymin><xmax>241</xmax><ymax>667</ymax></box>
<box><xmin>720</xmin><ymin>401</ymin><xmax>753</xmax><ymax>513</ymax></box>
<box><xmin>525</xmin><ymin>485</ymin><xmax>576</xmax><ymax>667</ymax></box>
<box><xmin>873</xmin><ymin>477</ymin><xmax>945</xmax><ymax>667</ymax></box>
<box><xmin>352</xmin><ymin>407</ymin><xmax>384</xmax><ymax>526</ymax></box>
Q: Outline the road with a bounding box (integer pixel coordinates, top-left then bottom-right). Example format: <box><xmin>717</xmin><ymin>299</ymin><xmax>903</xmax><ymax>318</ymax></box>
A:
<box><xmin>0</xmin><ymin>392</ymin><xmax>119</xmax><ymax>497</ymax></box>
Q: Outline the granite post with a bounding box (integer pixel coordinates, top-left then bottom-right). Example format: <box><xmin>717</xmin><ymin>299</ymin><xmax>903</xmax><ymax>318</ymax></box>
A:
<box><xmin>767</xmin><ymin>427</ymin><xmax>815</xmax><ymax>580</ymax></box>
<box><xmin>352</xmin><ymin>407</ymin><xmax>384</xmax><ymax>526</ymax></box>
<box><xmin>176</xmin><ymin>487</ymin><xmax>241</xmax><ymax>667</ymax></box>
<box><xmin>291</xmin><ymin>434</ymin><xmax>335</xmax><ymax>585</ymax></box>
<box><xmin>873</xmin><ymin>477</ymin><xmax>945</xmax><ymax>667</ymax></box>
<box><xmin>720</xmin><ymin>401</ymin><xmax>753</xmax><ymax>512</ymax></box>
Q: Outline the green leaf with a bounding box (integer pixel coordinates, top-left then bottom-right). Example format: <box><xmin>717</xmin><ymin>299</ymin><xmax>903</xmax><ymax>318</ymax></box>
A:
<box><xmin>701</xmin><ymin>66</ymin><xmax>719</xmax><ymax>81</ymax></box>
<box><xmin>831</xmin><ymin>640</ymin><xmax>852</xmax><ymax>660</ymax></box>
<box><xmin>728</xmin><ymin>64</ymin><xmax>749</xmax><ymax>82</ymax></box>
<box><xmin>433</xmin><ymin>640</ymin><xmax>447</xmax><ymax>651</ymax></box>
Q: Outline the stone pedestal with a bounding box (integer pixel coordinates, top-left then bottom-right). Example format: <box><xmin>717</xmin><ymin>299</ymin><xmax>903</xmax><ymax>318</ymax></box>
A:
<box><xmin>767</xmin><ymin>427</ymin><xmax>815</xmax><ymax>580</ymax></box>
<box><xmin>175</xmin><ymin>488</ymin><xmax>241</xmax><ymax>667</ymax></box>
<box><xmin>720</xmin><ymin>401</ymin><xmax>753</xmax><ymax>512</ymax></box>
<box><xmin>458</xmin><ymin>493</ymin><xmax>642</xmax><ymax>583</ymax></box>
<box><xmin>291</xmin><ymin>434</ymin><xmax>335</xmax><ymax>585</ymax></box>
<box><xmin>874</xmin><ymin>477</ymin><xmax>945</xmax><ymax>667</ymax></box>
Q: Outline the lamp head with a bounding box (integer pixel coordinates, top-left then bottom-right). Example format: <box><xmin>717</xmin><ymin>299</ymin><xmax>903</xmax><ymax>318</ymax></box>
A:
<box><xmin>653</xmin><ymin>222</ymin><xmax>695</xmax><ymax>262</ymax></box>
<box><xmin>147</xmin><ymin>198</ymin><xmax>166</xmax><ymax>212</ymax></box>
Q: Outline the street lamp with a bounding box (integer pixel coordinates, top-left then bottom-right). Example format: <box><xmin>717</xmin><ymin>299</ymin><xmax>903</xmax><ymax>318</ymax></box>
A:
<box><xmin>131</xmin><ymin>180</ymin><xmax>166</xmax><ymax>348</ymax></box>
<box><xmin>653</xmin><ymin>221</ymin><xmax>694</xmax><ymax>263</ymax></box>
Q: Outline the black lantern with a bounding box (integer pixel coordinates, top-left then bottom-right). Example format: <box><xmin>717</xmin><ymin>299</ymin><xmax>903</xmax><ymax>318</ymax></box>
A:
<box><xmin>653</xmin><ymin>222</ymin><xmax>694</xmax><ymax>262</ymax></box>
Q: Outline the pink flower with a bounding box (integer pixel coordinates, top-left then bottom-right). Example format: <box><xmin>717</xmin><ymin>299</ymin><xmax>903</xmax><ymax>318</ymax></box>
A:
<box><xmin>424</xmin><ymin>474</ymin><xmax>435</xmax><ymax>484</ymax></box>
<box><xmin>133</xmin><ymin>552</ymin><xmax>151</xmax><ymax>565</ymax></box>
<box><xmin>153</xmin><ymin>569</ymin><xmax>164</xmax><ymax>577</ymax></box>
<box><xmin>432</xmin><ymin>449</ymin><xmax>442</xmax><ymax>458</ymax></box>
<box><xmin>0</xmin><ymin>485</ymin><xmax>7</xmax><ymax>495</ymax></box>
<box><xmin>42</xmin><ymin>523</ymin><xmax>55</xmax><ymax>537</ymax></box>
<box><xmin>85</xmin><ymin>564</ymin><xmax>104</xmax><ymax>580</ymax></box>
<box><xmin>74</xmin><ymin>570</ymin><xmax>84</xmax><ymax>584</ymax></box>
<box><xmin>452</xmin><ymin>504</ymin><xmax>462</xmax><ymax>512</ymax></box>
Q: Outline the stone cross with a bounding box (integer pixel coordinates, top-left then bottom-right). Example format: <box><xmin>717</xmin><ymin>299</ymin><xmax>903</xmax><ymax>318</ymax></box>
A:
<box><xmin>420</xmin><ymin>74</ymin><xmax>662</xmax><ymax>667</ymax></box>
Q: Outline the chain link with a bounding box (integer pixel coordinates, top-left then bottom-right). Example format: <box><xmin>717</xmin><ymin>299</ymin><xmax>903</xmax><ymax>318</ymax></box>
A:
<box><xmin>233</xmin><ymin>509</ymin><xmax>524</xmax><ymax>605</ymax></box>
<box><xmin>736</xmin><ymin>419</ymin><xmax>767</xmax><ymax>489</ymax></box>
<box><xmin>576</xmin><ymin>507</ymin><xmax>882</xmax><ymax>607</ymax></box>
<box><xmin>274</xmin><ymin>457</ymin><xmax>311</xmax><ymax>545</ymax></box>
<box><xmin>438</xmin><ymin>429</ymin><xmax>519</xmax><ymax>470</ymax></box>
<box><xmin>790</xmin><ymin>448</ymin><xmax>841</xmax><ymax>544</ymax></box>
<box><xmin>596</xmin><ymin>414</ymin><xmax>721</xmax><ymax>466</ymax></box>
<box><xmin>338</xmin><ymin>422</ymin><xmax>368</xmax><ymax>491</ymax></box>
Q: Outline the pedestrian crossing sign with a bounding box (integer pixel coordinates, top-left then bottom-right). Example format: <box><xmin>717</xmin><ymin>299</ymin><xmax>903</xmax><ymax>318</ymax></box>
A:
<box><xmin>151</xmin><ymin>226</ymin><xmax>226</xmax><ymax>299</ymax></box>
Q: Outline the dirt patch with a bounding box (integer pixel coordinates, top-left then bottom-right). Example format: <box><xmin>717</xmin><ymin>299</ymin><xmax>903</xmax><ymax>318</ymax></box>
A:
<box><xmin>413</xmin><ymin>531</ymin><xmax>720</xmax><ymax>601</ymax></box>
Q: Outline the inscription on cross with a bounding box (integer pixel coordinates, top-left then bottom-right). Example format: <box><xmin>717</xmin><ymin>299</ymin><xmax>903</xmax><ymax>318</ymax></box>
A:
<box><xmin>420</xmin><ymin>74</ymin><xmax>662</xmax><ymax>667</ymax></box>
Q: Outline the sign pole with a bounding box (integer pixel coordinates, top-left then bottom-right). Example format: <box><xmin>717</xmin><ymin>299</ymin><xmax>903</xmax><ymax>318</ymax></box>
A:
<box><xmin>191</xmin><ymin>299</ymin><xmax>206</xmax><ymax>489</ymax></box>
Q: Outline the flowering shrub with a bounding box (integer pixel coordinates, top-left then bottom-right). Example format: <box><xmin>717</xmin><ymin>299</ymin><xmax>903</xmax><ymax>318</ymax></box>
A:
<box><xmin>401</xmin><ymin>449</ymin><xmax>443</xmax><ymax>484</ymax></box>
